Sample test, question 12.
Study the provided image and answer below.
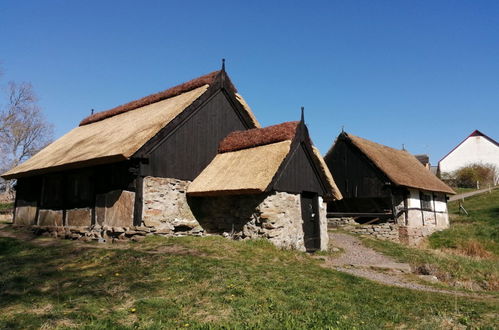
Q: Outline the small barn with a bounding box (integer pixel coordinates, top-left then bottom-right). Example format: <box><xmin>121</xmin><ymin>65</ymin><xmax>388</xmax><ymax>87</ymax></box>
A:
<box><xmin>2</xmin><ymin>67</ymin><xmax>261</xmax><ymax>239</ymax></box>
<box><xmin>439</xmin><ymin>130</ymin><xmax>499</xmax><ymax>184</ymax></box>
<box><xmin>324</xmin><ymin>132</ymin><xmax>455</xmax><ymax>244</ymax></box>
<box><xmin>187</xmin><ymin>118</ymin><xmax>342</xmax><ymax>252</ymax></box>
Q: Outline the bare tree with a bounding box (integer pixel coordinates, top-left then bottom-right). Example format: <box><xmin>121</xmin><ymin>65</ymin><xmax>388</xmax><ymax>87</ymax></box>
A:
<box><xmin>0</xmin><ymin>80</ymin><xmax>53</xmax><ymax>197</ymax></box>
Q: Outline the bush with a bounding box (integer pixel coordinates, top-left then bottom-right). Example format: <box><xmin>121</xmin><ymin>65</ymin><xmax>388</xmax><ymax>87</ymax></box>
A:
<box><xmin>450</xmin><ymin>163</ymin><xmax>498</xmax><ymax>188</ymax></box>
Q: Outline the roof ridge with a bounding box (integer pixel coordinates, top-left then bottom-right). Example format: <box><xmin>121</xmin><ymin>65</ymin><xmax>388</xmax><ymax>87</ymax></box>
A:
<box><xmin>218</xmin><ymin>121</ymin><xmax>299</xmax><ymax>153</ymax></box>
<box><xmin>79</xmin><ymin>70</ymin><xmax>234</xmax><ymax>126</ymax></box>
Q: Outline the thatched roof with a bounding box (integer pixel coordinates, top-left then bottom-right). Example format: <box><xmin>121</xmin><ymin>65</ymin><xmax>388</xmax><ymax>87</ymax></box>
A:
<box><xmin>311</xmin><ymin>146</ymin><xmax>342</xmax><ymax>200</ymax></box>
<box><xmin>338</xmin><ymin>133</ymin><xmax>455</xmax><ymax>194</ymax></box>
<box><xmin>218</xmin><ymin>121</ymin><xmax>299</xmax><ymax>153</ymax></box>
<box><xmin>79</xmin><ymin>70</ymin><xmax>236</xmax><ymax>126</ymax></box>
<box><xmin>188</xmin><ymin>122</ymin><xmax>342</xmax><ymax>200</ymax></box>
<box><xmin>2</xmin><ymin>71</ymin><xmax>260</xmax><ymax>179</ymax></box>
<box><xmin>188</xmin><ymin>141</ymin><xmax>292</xmax><ymax>196</ymax></box>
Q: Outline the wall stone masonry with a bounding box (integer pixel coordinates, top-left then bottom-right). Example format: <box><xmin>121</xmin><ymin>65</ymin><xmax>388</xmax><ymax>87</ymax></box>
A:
<box><xmin>328</xmin><ymin>218</ymin><xmax>444</xmax><ymax>245</ymax></box>
<box><xmin>350</xmin><ymin>223</ymin><xmax>400</xmax><ymax>242</ymax></box>
<box><xmin>15</xmin><ymin>176</ymin><xmax>330</xmax><ymax>251</ymax></box>
<box><xmin>191</xmin><ymin>191</ymin><xmax>329</xmax><ymax>251</ymax></box>
<box><xmin>142</xmin><ymin>177</ymin><xmax>202</xmax><ymax>234</ymax></box>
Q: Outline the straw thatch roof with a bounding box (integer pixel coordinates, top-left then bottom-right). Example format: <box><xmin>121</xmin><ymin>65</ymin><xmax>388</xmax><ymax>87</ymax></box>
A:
<box><xmin>79</xmin><ymin>71</ymin><xmax>225</xmax><ymax>126</ymax></box>
<box><xmin>188</xmin><ymin>122</ymin><xmax>342</xmax><ymax>200</ymax></box>
<box><xmin>188</xmin><ymin>141</ymin><xmax>292</xmax><ymax>196</ymax></box>
<box><xmin>338</xmin><ymin>133</ymin><xmax>455</xmax><ymax>194</ymax></box>
<box><xmin>311</xmin><ymin>146</ymin><xmax>342</xmax><ymax>200</ymax></box>
<box><xmin>2</xmin><ymin>71</ymin><xmax>260</xmax><ymax>179</ymax></box>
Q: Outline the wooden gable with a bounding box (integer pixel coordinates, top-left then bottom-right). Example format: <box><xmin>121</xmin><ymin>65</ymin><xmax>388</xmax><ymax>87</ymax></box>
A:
<box><xmin>270</xmin><ymin>120</ymin><xmax>333</xmax><ymax>199</ymax></box>
<box><xmin>324</xmin><ymin>134</ymin><xmax>390</xmax><ymax>199</ymax></box>
<box><xmin>134</xmin><ymin>70</ymin><xmax>259</xmax><ymax>181</ymax></box>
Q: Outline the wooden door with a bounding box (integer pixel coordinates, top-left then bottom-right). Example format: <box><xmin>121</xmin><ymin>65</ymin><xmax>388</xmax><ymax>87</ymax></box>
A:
<box><xmin>301</xmin><ymin>192</ymin><xmax>320</xmax><ymax>251</ymax></box>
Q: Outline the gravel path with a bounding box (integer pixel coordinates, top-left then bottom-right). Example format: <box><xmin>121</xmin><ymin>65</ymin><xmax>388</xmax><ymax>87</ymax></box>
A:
<box><xmin>324</xmin><ymin>232</ymin><xmax>485</xmax><ymax>298</ymax></box>
<box><xmin>449</xmin><ymin>186</ymin><xmax>498</xmax><ymax>201</ymax></box>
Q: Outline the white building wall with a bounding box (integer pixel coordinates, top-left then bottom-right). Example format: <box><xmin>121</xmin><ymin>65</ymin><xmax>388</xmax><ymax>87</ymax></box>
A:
<box><xmin>439</xmin><ymin>135</ymin><xmax>499</xmax><ymax>174</ymax></box>
<box><xmin>405</xmin><ymin>189</ymin><xmax>449</xmax><ymax>229</ymax></box>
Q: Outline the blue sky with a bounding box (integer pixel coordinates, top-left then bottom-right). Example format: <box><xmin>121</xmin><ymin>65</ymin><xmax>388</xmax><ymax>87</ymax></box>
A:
<box><xmin>1</xmin><ymin>0</ymin><xmax>498</xmax><ymax>163</ymax></box>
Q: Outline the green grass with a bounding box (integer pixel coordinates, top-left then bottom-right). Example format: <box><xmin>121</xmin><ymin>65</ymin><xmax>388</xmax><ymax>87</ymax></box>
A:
<box><xmin>362</xmin><ymin>237</ymin><xmax>498</xmax><ymax>291</ymax></box>
<box><xmin>0</xmin><ymin>202</ymin><xmax>13</xmax><ymax>211</ymax></box>
<box><xmin>452</xmin><ymin>187</ymin><xmax>477</xmax><ymax>194</ymax></box>
<box><xmin>0</xmin><ymin>235</ymin><xmax>497</xmax><ymax>329</ymax></box>
<box><xmin>361</xmin><ymin>190</ymin><xmax>499</xmax><ymax>292</ymax></box>
<box><xmin>432</xmin><ymin>189</ymin><xmax>499</xmax><ymax>256</ymax></box>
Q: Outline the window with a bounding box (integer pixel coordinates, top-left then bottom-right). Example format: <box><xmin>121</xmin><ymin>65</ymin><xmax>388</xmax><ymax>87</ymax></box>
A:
<box><xmin>419</xmin><ymin>192</ymin><xmax>432</xmax><ymax>211</ymax></box>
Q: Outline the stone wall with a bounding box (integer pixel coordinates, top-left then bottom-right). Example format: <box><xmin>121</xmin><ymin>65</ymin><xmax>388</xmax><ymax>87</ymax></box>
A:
<box><xmin>13</xmin><ymin>176</ymin><xmax>329</xmax><ymax>250</ymax></box>
<box><xmin>191</xmin><ymin>191</ymin><xmax>329</xmax><ymax>251</ymax></box>
<box><xmin>142</xmin><ymin>177</ymin><xmax>202</xmax><ymax>235</ymax></box>
<box><xmin>328</xmin><ymin>217</ymin><xmax>445</xmax><ymax>246</ymax></box>
<box><xmin>318</xmin><ymin>197</ymin><xmax>329</xmax><ymax>251</ymax></box>
<box><xmin>350</xmin><ymin>223</ymin><xmax>400</xmax><ymax>242</ymax></box>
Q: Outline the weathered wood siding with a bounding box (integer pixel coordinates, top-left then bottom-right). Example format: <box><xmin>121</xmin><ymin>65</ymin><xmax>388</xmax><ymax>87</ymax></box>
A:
<box><xmin>274</xmin><ymin>143</ymin><xmax>326</xmax><ymax>195</ymax></box>
<box><xmin>143</xmin><ymin>91</ymin><xmax>249</xmax><ymax>180</ymax></box>
<box><xmin>325</xmin><ymin>138</ymin><xmax>389</xmax><ymax>198</ymax></box>
<box><xmin>325</xmin><ymin>138</ymin><xmax>392</xmax><ymax>212</ymax></box>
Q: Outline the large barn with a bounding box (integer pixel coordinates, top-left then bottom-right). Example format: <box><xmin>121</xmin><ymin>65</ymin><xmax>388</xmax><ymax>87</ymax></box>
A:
<box><xmin>324</xmin><ymin>132</ymin><xmax>455</xmax><ymax>244</ymax></box>
<box><xmin>2</xmin><ymin>68</ymin><xmax>260</xmax><ymax>236</ymax></box>
<box><xmin>187</xmin><ymin>118</ymin><xmax>342</xmax><ymax>251</ymax></box>
<box><xmin>439</xmin><ymin>130</ymin><xmax>499</xmax><ymax>184</ymax></box>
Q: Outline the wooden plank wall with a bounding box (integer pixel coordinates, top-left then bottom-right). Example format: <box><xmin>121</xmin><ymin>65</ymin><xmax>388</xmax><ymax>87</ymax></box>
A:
<box><xmin>143</xmin><ymin>91</ymin><xmax>248</xmax><ymax>181</ymax></box>
<box><xmin>274</xmin><ymin>143</ymin><xmax>326</xmax><ymax>195</ymax></box>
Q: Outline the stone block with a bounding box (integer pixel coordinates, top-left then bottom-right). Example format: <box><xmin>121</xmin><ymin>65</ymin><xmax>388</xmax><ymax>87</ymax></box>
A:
<box><xmin>99</xmin><ymin>190</ymin><xmax>135</xmax><ymax>227</ymax></box>
<box><xmin>14</xmin><ymin>200</ymin><xmax>37</xmax><ymax>226</ymax></box>
<box><xmin>67</xmin><ymin>208</ymin><xmax>92</xmax><ymax>226</ymax></box>
<box><xmin>38</xmin><ymin>209</ymin><xmax>63</xmax><ymax>226</ymax></box>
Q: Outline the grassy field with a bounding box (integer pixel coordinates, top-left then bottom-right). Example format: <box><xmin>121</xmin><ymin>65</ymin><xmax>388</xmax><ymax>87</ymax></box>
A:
<box><xmin>0</xmin><ymin>234</ymin><xmax>497</xmax><ymax>329</ymax></box>
<box><xmin>452</xmin><ymin>187</ymin><xmax>477</xmax><ymax>194</ymax></box>
<box><xmin>362</xmin><ymin>189</ymin><xmax>499</xmax><ymax>292</ymax></box>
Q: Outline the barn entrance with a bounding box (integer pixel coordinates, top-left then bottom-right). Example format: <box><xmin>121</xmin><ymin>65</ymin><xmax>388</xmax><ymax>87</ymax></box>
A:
<box><xmin>301</xmin><ymin>192</ymin><xmax>320</xmax><ymax>251</ymax></box>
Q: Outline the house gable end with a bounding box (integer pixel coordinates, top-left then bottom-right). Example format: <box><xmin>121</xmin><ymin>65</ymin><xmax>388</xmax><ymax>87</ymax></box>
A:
<box><xmin>269</xmin><ymin>121</ymin><xmax>331</xmax><ymax>197</ymax></box>
<box><xmin>273</xmin><ymin>142</ymin><xmax>325</xmax><ymax>195</ymax></box>
<box><xmin>139</xmin><ymin>90</ymin><xmax>254</xmax><ymax>180</ymax></box>
<box><xmin>325</xmin><ymin>135</ymin><xmax>390</xmax><ymax>199</ymax></box>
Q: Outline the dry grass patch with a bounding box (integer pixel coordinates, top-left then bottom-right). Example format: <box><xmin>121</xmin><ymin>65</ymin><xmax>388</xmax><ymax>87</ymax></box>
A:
<box><xmin>458</xmin><ymin>240</ymin><xmax>492</xmax><ymax>259</ymax></box>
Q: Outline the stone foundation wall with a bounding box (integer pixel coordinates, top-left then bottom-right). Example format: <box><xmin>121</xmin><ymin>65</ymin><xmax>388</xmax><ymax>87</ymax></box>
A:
<box><xmin>318</xmin><ymin>197</ymin><xmax>329</xmax><ymax>251</ymax></box>
<box><xmin>350</xmin><ymin>223</ymin><xmax>400</xmax><ymax>242</ymax></box>
<box><xmin>30</xmin><ymin>224</ymin><xmax>200</xmax><ymax>243</ymax></box>
<box><xmin>142</xmin><ymin>177</ymin><xmax>202</xmax><ymax>235</ymax></box>
<box><xmin>11</xmin><ymin>176</ymin><xmax>329</xmax><ymax>250</ymax></box>
<box><xmin>328</xmin><ymin>217</ymin><xmax>446</xmax><ymax>245</ymax></box>
<box><xmin>398</xmin><ymin>225</ymin><xmax>441</xmax><ymax>246</ymax></box>
<box><xmin>192</xmin><ymin>191</ymin><xmax>328</xmax><ymax>251</ymax></box>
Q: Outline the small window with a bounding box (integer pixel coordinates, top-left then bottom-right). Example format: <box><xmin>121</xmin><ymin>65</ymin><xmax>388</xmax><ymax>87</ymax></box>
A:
<box><xmin>419</xmin><ymin>192</ymin><xmax>432</xmax><ymax>211</ymax></box>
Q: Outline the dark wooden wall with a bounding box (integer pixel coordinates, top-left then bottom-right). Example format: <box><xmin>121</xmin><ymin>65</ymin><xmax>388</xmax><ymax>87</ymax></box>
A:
<box><xmin>273</xmin><ymin>143</ymin><xmax>327</xmax><ymax>196</ymax></box>
<box><xmin>142</xmin><ymin>91</ymin><xmax>249</xmax><ymax>181</ymax></box>
<box><xmin>16</xmin><ymin>161</ymin><xmax>136</xmax><ymax>211</ymax></box>
<box><xmin>324</xmin><ymin>137</ymin><xmax>392</xmax><ymax>212</ymax></box>
<box><xmin>325</xmin><ymin>138</ymin><xmax>389</xmax><ymax>198</ymax></box>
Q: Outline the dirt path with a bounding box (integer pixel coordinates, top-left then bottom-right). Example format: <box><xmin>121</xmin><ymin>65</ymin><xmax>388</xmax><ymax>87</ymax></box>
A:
<box><xmin>449</xmin><ymin>186</ymin><xmax>499</xmax><ymax>201</ymax></box>
<box><xmin>323</xmin><ymin>232</ymin><xmax>488</xmax><ymax>298</ymax></box>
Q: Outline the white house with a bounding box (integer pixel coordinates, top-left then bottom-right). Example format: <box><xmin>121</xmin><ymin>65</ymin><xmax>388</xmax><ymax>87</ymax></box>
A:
<box><xmin>439</xmin><ymin>130</ymin><xmax>499</xmax><ymax>184</ymax></box>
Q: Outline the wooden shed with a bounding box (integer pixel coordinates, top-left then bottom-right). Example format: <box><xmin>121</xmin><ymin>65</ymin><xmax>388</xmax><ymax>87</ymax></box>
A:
<box><xmin>2</xmin><ymin>68</ymin><xmax>260</xmax><ymax>237</ymax></box>
<box><xmin>187</xmin><ymin>117</ymin><xmax>342</xmax><ymax>251</ymax></box>
<box><xmin>324</xmin><ymin>132</ymin><xmax>454</xmax><ymax>242</ymax></box>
